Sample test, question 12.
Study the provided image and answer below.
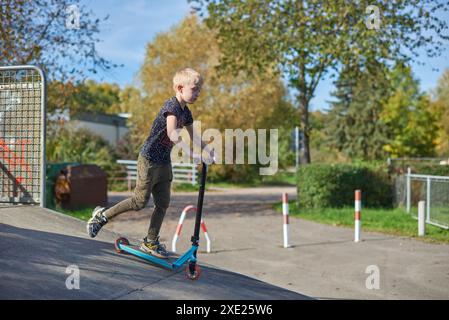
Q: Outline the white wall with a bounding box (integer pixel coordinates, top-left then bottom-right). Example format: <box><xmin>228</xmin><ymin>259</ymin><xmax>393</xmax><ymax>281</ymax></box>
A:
<box><xmin>71</xmin><ymin>120</ymin><xmax>129</xmax><ymax>147</ymax></box>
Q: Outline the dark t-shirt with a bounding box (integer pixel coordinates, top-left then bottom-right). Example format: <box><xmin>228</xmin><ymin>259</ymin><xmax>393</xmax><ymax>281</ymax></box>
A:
<box><xmin>140</xmin><ymin>96</ymin><xmax>194</xmax><ymax>164</ymax></box>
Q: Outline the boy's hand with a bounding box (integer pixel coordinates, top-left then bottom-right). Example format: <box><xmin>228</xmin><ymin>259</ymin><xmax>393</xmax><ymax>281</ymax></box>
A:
<box><xmin>192</xmin><ymin>153</ymin><xmax>202</xmax><ymax>165</ymax></box>
<box><xmin>192</xmin><ymin>150</ymin><xmax>215</xmax><ymax>165</ymax></box>
<box><xmin>203</xmin><ymin>149</ymin><xmax>216</xmax><ymax>165</ymax></box>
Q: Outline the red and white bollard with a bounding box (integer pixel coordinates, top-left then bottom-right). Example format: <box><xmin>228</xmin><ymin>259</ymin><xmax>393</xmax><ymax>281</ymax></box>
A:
<box><xmin>354</xmin><ymin>190</ymin><xmax>362</xmax><ymax>242</ymax></box>
<box><xmin>172</xmin><ymin>205</ymin><xmax>211</xmax><ymax>253</ymax></box>
<box><xmin>282</xmin><ymin>193</ymin><xmax>290</xmax><ymax>248</ymax></box>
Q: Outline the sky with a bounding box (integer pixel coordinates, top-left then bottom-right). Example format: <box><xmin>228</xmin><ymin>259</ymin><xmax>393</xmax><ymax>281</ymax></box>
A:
<box><xmin>81</xmin><ymin>0</ymin><xmax>449</xmax><ymax>112</ymax></box>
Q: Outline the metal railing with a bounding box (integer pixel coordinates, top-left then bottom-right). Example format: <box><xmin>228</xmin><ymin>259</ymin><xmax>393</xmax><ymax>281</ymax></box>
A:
<box><xmin>116</xmin><ymin>159</ymin><xmax>197</xmax><ymax>191</ymax></box>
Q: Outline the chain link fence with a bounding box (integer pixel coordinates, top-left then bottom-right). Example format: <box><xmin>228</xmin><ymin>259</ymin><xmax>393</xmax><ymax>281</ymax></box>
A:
<box><xmin>0</xmin><ymin>66</ymin><xmax>46</xmax><ymax>206</ymax></box>
<box><xmin>394</xmin><ymin>168</ymin><xmax>449</xmax><ymax>229</ymax></box>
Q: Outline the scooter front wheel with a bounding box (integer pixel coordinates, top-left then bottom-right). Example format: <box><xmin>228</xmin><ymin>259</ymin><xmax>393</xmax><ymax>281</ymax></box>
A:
<box><xmin>115</xmin><ymin>237</ymin><xmax>129</xmax><ymax>253</ymax></box>
<box><xmin>185</xmin><ymin>262</ymin><xmax>201</xmax><ymax>280</ymax></box>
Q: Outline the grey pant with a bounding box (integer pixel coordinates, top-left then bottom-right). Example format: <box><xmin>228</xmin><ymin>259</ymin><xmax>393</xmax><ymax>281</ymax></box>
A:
<box><xmin>103</xmin><ymin>154</ymin><xmax>172</xmax><ymax>240</ymax></box>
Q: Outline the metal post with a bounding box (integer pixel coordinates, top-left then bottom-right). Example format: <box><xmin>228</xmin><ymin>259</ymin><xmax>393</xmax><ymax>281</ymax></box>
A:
<box><xmin>295</xmin><ymin>127</ymin><xmax>300</xmax><ymax>209</ymax></box>
<box><xmin>354</xmin><ymin>190</ymin><xmax>362</xmax><ymax>242</ymax></box>
<box><xmin>406</xmin><ymin>167</ymin><xmax>411</xmax><ymax>213</ymax></box>
<box><xmin>295</xmin><ymin>126</ymin><xmax>299</xmax><ymax>169</ymax></box>
<box><xmin>426</xmin><ymin>177</ymin><xmax>431</xmax><ymax>223</ymax></box>
<box><xmin>282</xmin><ymin>193</ymin><xmax>290</xmax><ymax>248</ymax></box>
<box><xmin>38</xmin><ymin>66</ymin><xmax>47</xmax><ymax>208</ymax></box>
<box><xmin>192</xmin><ymin>164</ymin><xmax>197</xmax><ymax>185</ymax></box>
<box><xmin>418</xmin><ymin>200</ymin><xmax>426</xmax><ymax>236</ymax></box>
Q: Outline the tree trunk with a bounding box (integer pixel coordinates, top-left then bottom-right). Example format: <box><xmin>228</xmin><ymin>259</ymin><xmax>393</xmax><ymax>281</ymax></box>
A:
<box><xmin>299</xmin><ymin>94</ymin><xmax>311</xmax><ymax>164</ymax></box>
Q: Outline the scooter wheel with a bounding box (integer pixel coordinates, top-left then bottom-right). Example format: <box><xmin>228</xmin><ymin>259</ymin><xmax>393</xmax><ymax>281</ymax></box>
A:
<box><xmin>115</xmin><ymin>237</ymin><xmax>129</xmax><ymax>253</ymax></box>
<box><xmin>185</xmin><ymin>263</ymin><xmax>201</xmax><ymax>280</ymax></box>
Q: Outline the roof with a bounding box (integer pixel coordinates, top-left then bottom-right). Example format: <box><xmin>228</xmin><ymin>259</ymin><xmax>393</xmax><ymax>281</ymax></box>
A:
<box><xmin>72</xmin><ymin>112</ymin><xmax>128</xmax><ymax>127</ymax></box>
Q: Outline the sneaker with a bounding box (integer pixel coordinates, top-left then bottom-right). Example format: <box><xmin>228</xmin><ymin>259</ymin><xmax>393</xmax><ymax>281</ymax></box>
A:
<box><xmin>87</xmin><ymin>206</ymin><xmax>108</xmax><ymax>238</ymax></box>
<box><xmin>140</xmin><ymin>236</ymin><xmax>169</xmax><ymax>259</ymax></box>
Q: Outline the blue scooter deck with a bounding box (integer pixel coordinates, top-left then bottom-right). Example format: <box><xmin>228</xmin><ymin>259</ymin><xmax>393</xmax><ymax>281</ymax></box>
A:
<box><xmin>115</xmin><ymin>238</ymin><xmax>198</xmax><ymax>271</ymax></box>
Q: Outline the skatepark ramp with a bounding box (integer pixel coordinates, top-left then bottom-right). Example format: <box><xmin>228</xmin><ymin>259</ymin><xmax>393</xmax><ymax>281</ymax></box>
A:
<box><xmin>0</xmin><ymin>205</ymin><xmax>310</xmax><ymax>300</ymax></box>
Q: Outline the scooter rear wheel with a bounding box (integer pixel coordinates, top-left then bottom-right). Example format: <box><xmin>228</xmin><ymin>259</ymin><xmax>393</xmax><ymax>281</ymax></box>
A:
<box><xmin>185</xmin><ymin>262</ymin><xmax>201</xmax><ymax>280</ymax></box>
<box><xmin>115</xmin><ymin>237</ymin><xmax>129</xmax><ymax>253</ymax></box>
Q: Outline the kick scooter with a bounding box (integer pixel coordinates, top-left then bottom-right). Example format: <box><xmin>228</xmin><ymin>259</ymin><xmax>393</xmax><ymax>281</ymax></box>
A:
<box><xmin>114</xmin><ymin>161</ymin><xmax>209</xmax><ymax>280</ymax></box>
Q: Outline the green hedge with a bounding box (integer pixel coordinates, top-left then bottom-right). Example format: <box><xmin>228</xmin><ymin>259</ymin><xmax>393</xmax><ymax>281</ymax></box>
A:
<box><xmin>297</xmin><ymin>163</ymin><xmax>393</xmax><ymax>208</ymax></box>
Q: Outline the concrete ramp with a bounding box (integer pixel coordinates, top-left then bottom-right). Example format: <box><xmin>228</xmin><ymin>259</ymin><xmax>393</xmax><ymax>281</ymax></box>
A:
<box><xmin>0</xmin><ymin>206</ymin><xmax>311</xmax><ymax>300</ymax></box>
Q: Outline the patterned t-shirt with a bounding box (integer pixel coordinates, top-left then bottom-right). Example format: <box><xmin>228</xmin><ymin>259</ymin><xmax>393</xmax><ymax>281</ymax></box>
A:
<box><xmin>140</xmin><ymin>96</ymin><xmax>194</xmax><ymax>164</ymax></box>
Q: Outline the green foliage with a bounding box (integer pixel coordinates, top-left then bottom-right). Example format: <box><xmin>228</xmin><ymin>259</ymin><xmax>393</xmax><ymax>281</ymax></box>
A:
<box><xmin>207</xmin><ymin>164</ymin><xmax>260</xmax><ymax>184</ymax></box>
<box><xmin>0</xmin><ymin>0</ymin><xmax>119</xmax><ymax>80</ymax></box>
<box><xmin>309</xmin><ymin>111</ymin><xmax>347</xmax><ymax>163</ymax></box>
<box><xmin>69</xmin><ymin>80</ymin><xmax>121</xmax><ymax>115</ymax></box>
<box><xmin>381</xmin><ymin>64</ymin><xmax>439</xmax><ymax>157</ymax></box>
<box><xmin>191</xmin><ymin>0</ymin><xmax>449</xmax><ymax>163</ymax></box>
<box><xmin>407</xmin><ymin>164</ymin><xmax>449</xmax><ymax>176</ymax></box>
<box><xmin>297</xmin><ymin>163</ymin><xmax>393</xmax><ymax>208</ymax></box>
<box><xmin>47</xmin><ymin>80</ymin><xmax>122</xmax><ymax>116</ymax></box>
<box><xmin>137</xmin><ymin>15</ymin><xmax>296</xmax><ymax>180</ymax></box>
<box><xmin>46</xmin><ymin>123</ymin><xmax>116</xmax><ymax>166</ymax></box>
<box><xmin>326</xmin><ymin>60</ymin><xmax>390</xmax><ymax>161</ymax></box>
<box><xmin>327</xmin><ymin>61</ymin><xmax>440</xmax><ymax>160</ymax></box>
<box><xmin>431</xmin><ymin>69</ymin><xmax>449</xmax><ymax>155</ymax></box>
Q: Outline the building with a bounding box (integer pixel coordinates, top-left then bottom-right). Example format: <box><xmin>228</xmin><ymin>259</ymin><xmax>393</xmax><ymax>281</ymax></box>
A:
<box><xmin>71</xmin><ymin>112</ymin><xmax>130</xmax><ymax>147</ymax></box>
<box><xmin>49</xmin><ymin>110</ymin><xmax>130</xmax><ymax>147</ymax></box>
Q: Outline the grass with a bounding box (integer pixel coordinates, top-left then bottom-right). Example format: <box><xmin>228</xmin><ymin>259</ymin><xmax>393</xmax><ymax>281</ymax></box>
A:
<box><xmin>257</xmin><ymin>171</ymin><xmax>296</xmax><ymax>186</ymax></box>
<box><xmin>171</xmin><ymin>183</ymin><xmax>206</xmax><ymax>192</ymax></box>
<box><xmin>273</xmin><ymin>201</ymin><xmax>449</xmax><ymax>244</ymax></box>
<box><xmin>54</xmin><ymin>205</ymin><xmax>95</xmax><ymax>222</ymax></box>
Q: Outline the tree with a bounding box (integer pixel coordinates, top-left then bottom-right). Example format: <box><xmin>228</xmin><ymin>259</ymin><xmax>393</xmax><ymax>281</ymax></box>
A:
<box><xmin>327</xmin><ymin>61</ymin><xmax>439</xmax><ymax>160</ymax></box>
<box><xmin>134</xmin><ymin>15</ymin><xmax>296</xmax><ymax>180</ymax></box>
<box><xmin>309</xmin><ymin>111</ymin><xmax>347</xmax><ymax>163</ymax></box>
<box><xmin>0</xmin><ymin>0</ymin><xmax>119</xmax><ymax>80</ymax></box>
<box><xmin>70</xmin><ymin>80</ymin><xmax>121</xmax><ymax>114</ymax></box>
<box><xmin>190</xmin><ymin>0</ymin><xmax>449</xmax><ymax>163</ymax></box>
<box><xmin>326</xmin><ymin>60</ymin><xmax>391</xmax><ymax>160</ymax></box>
<box><xmin>380</xmin><ymin>64</ymin><xmax>439</xmax><ymax>157</ymax></box>
<box><xmin>47</xmin><ymin>80</ymin><xmax>121</xmax><ymax>117</ymax></box>
<box><xmin>136</xmin><ymin>15</ymin><xmax>295</xmax><ymax>148</ymax></box>
<box><xmin>431</xmin><ymin>69</ymin><xmax>449</xmax><ymax>155</ymax></box>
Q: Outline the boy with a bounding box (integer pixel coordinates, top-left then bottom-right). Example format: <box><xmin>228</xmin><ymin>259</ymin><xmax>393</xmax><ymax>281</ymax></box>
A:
<box><xmin>87</xmin><ymin>68</ymin><xmax>213</xmax><ymax>259</ymax></box>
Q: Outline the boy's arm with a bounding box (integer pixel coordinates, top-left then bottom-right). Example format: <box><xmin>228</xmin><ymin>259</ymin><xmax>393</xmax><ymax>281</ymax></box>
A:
<box><xmin>166</xmin><ymin>114</ymin><xmax>178</xmax><ymax>143</ymax></box>
<box><xmin>185</xmin><ymin>124</ymin><xmax>210</xmax><ymax>152</ymax></box>
<box><xmin>186</xmin><ymin>124</ymin><xmax>214</xmax><ymax>163</ymax></box>
<box><xmin>167</xmin><ymin>116</ymin><xmax>202</xmax><ymax>161</ymax></box>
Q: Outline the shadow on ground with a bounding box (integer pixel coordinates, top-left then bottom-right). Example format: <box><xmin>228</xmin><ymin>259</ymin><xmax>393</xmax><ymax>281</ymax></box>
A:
<box><xmin>0</xmin><ymin>220</ymin><xmax>310</xmax><ymax>300</ymax></box>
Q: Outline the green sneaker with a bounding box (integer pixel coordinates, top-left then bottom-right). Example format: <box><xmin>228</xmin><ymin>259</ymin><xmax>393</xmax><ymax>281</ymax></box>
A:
<box><xmin>140</xmin><ymin>236</ymin><xmax>169</xmax><ymax>259</ymax></box>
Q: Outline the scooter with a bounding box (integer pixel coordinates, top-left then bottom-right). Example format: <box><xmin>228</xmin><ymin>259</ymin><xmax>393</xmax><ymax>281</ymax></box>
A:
<box><xmin>114</xmin><ymin>161</ymin><xmax>209</xmax><ymax>280</ymax></box>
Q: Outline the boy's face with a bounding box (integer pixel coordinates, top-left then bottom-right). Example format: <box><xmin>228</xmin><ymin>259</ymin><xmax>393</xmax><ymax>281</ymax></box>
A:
<box><xmin>179</xmin><ymin>82</ymin><xmax>202</xmax><ymax>104</ymax></box>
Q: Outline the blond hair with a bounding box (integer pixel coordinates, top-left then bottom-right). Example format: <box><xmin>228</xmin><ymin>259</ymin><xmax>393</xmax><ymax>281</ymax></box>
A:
<box><xmin>173</xmin><ymin>68</ymin><xmax>203</xmax><ymax>91</ymax></box>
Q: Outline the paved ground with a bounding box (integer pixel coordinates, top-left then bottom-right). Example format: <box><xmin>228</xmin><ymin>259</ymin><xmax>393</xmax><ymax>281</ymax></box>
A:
<box><xmin>0</xmin><ymin>205</ymin><xmax>310</xmax><ymax>300</ymax></box>
<box><xmin>3</xmin><ymin>185</ymin><xmax>448</xmax><ymax>300</ymax></box>
<box><xmin>105</xmin><ymin>186</ymin><xmax>449</xmax><ymax>300</ymax></box>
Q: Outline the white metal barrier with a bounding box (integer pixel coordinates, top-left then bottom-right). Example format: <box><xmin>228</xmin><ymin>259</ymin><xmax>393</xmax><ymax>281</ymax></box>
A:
<box><xmin>172</xmin><ymin>205</ymin><xmax>211</xmax><ymax>253</ymax></box>
<box><xmin>117</xmin><ymin>160</ymin><xmax>197</xmax><ymax>190</ymax></box>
